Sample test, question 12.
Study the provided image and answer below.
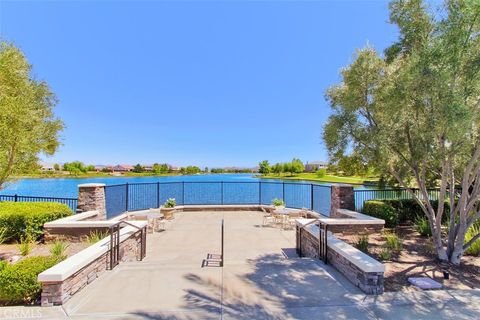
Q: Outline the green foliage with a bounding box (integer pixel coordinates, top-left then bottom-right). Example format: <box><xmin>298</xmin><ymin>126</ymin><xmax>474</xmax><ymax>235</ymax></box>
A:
<box><xmin>0</xmin><ymin>261</ymin><xmax>6</xmax><ymax>272</ymax></box>
<box><xmin>414</xmin><ymin>217</ymin><xmax>432</xmax><ymax>237</ymax></box>
<box><xmin>0</xmin><ymin>256</ymin><xmax>61</xmax><ymax>304</ymax></box>
<box><xmin>133</xmin><ymin>164</ymin><xmax>145</xmax><ymax>173</ymax></box>
<box><xmin>49</xmin><ymin>241</ymin><xmax>69</xmax><ymax>260</ymax></box>
<box><xmin>363</xmin><ymin>201</ymin><xmax>398</xmax><ymax>228</ymax></box>
<box><xmin>163</xmin><ymin>198</ymin><xmax>176</xmax><ymax>208</ymax></box>
<box><xmin>272</xmin><ymin>163</ymin><xmax>283</xmax><ymax>175</ymax></box>
<box><xmin>0</xmin><ymin>42</ymin><xmax>64</xmax><ymax>189</ymax></box>
<box><xmin>0</xmin><ymin>227</ymin><xmax>7</xmax><ymax>244</ymax></box>
<box><xmin>271</xmin><ymin>198</ymin><xmax>284</xmax><ymax>207</ymax></box>
<box><xmin>384</xmin><ymin>232</ymin><xmax>403</xmax><ymax>252</ymax></box>
<box><xmin>63</xmin><ymin>161</ymin><xmax>88</xmax><ymax>175</ymax></box>
<box><xmin>152</xmin><ymin>163</ymin><xmax>170</xmax><ymax>174</ymax></box>
<box><xmin>465</xmin><ymin>223</ymin><xmax>480</xmax><ymax>256</ymax></box>
<box><xmin>323</xmin><ymin>0</ymin><xmax>480</xmax><ymax>263</ymax></box>
<box><xmin>0</xmin><ymin>202</ymin><xmax>73</xmax><ymax>242</ymax></box>
<box><xmin>373</xmin><ymin>198</ymin><xmax>450</xmax><ymax>224</ymax></box>
<box><xmin>258</xmin><ymin>160</ymin><xmax>271</xmax><ymax>175</ymax></box>
<box><xmin>86</xmin><ymin>230</ymin><xmax>109</xmax><ymax>244</ymax></box>
<box><xmin>180</xmin><ymin>166</ymin><xmax>201</xmax><ymax>175</ymax></box>
<box><xmin>53</xmin><ymin>163</ymin><xmax>60</xmax><ymax>171</ymax></box>
<box><xmin>316</xmin><ymin>168</ymin><xmax>326</xmax><ymax>178</ymax></box>
<box><xmin>355</xmin><ymin>234</ymin><xmax>369</xmax><ymax>253</ymax></box>
<box><xmin>378</xmin><ymin>247</ymin><xmax>393</xmax><ymax>261</ymax></box>
<box><xmin>17</xmin><ymin>235</ymin><xmax>35</xmax><ymax>256</ymax></box>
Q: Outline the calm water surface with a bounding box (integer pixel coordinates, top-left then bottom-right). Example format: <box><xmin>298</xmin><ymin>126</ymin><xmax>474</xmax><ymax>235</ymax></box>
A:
<box><xmin>0</xmin><ymin>174</ymin><xmax>369</xmax><ymax>198</ymax></box>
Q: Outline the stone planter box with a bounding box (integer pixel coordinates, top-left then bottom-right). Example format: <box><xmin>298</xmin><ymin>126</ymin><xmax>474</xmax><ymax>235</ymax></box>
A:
<box><xmin>161</xmin><ymin>207</ymin><xmax>176</xmax><ymax>220</ymax></box>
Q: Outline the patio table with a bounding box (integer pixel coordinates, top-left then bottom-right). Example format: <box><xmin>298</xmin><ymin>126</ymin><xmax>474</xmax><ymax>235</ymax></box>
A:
<box><xmin>147</xmin><ymin>212</ymin><xmax>165</xmax><ymax>232</ymax></box>
<box><xmin>273</xmin><ymin>209</ymin><xmax>291</xmax><ymax>229</ymax></box>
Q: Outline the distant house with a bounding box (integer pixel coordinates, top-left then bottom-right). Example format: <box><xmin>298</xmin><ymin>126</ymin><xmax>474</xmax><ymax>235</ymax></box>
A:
<box><xmin>143</xmin><ymin>164</ymin><xmax>153</xmax><ymax>172</ymax></box>
<box><xmin>95</xmin><ymin>165</ymin><xmax>113</xmax><ymax>172</ymax></box>
<box><xmin>304</xmin><ymin>161</ymin><xmax>328</xmax><ymax>172</ymax></box>
<box><xmin>39</xmin><ymin>162</ymin><xmax>55</xmax><ymax>172</ymax></box>
<box><xmin>112</xmin><ymin>164</ymin><xmax>134</xmax><ymax>172</ymax></box>
<box><xmin>169</xmin><ymin>165</ymin><xmax>180</xmax><ymax>172</ymax></box>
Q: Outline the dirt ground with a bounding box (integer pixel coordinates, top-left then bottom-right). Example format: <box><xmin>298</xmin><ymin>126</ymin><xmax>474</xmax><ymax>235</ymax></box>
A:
<box><xmin>0</xmin><ymin>241</ymin><xmax>89</xmax><ymax>263</ymax></box>
<box><xmin>336</xmin><ymin>225</ymin><xmax>480</xmax><ymax>292</ymax></box>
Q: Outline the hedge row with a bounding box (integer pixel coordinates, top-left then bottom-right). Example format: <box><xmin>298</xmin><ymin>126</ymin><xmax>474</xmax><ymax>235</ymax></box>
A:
<box><xmin>0</xmin><ymin>202</ymin><xmax>73</xmax><ymax>242</ymax></box>
<box><xmin>0</xmin><ymin>256</ymin><xmax>61</xmax><ymax>305</ymax></box>
<box><xmin>363</xmin><ymin>199</ymin><xmax>450</xmax><ymax>228</ymax></box>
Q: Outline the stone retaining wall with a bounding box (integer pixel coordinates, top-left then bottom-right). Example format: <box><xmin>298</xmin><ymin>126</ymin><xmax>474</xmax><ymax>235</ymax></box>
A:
<box><xmin>40</xmin><ymin>229</ymin><xmax>143</xmax><ymax>306</ymax></box>
<box><xmin>297</xmin><ymin>225</ymin><xmax>384</xmax><ymax>294</ymax></box>
<box><xmin>44</xmin><ymin>226</ymin><xmax>111</xmax><ymax>242</ymax></box>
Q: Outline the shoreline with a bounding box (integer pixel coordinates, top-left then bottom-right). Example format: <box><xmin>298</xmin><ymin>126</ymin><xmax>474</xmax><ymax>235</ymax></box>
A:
<box><xmin>257</xmin><ymin>174</ymin><xmax>378</xmax><ymax>186</ymax></box>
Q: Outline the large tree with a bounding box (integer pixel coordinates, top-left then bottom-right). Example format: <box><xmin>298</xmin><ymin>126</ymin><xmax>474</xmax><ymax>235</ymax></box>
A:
<box><xmin>0</xmin><ymin>42</ymin><xmax>63</xmax><ymax>189</ymax></box>
<box><xmin>323</xmin><ymin>0</ymin><xmax>480</xmax><ymax>265</ymax></box>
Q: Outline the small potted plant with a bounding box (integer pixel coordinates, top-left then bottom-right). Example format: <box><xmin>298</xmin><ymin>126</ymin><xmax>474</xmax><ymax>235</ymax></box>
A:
<box><xmin>271</xmin><ymin>198</ymin><xmax>285</xmax><ymax>209</ymax></box>
<box><xmin>161</xmin><ymin>198</ymin><xmax>177</xmax><ymax>220</ymax></box>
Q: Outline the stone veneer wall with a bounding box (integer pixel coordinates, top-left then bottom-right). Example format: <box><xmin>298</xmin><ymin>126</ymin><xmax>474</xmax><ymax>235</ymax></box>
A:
<box><xmin>41</xmin><ymin>229</ymin><xmax>143</xmax><ymax>306</ymax></box>
<box><xmin>327</xmin><ymin>224</ymin><xmax>383</xmax><ymax>235</ymax></box>
<box><xmin>297</xmin><ymin>226</ymin><xmax>384</xmax><ymax>294</ymax></box>
<box><xmin>329</xmin><ymin>185</ymin><xmax>355</xmax><ymax>218</ymax></box>
<box><xmin>77</xmin><ymin>184</ymin><xmax>106</xmax><ymax>220</ymax></box>
<box><xmin>43</xmin><ymin>226</ymin><xmax>111</xmax><ymax>242</ymax></box>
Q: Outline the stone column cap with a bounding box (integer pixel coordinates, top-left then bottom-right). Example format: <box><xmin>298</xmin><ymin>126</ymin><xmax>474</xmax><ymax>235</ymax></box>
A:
<box><xmin>78</xmin><ymin>183</ymin><xmax>106</xmax><ymax>188</ymax></box>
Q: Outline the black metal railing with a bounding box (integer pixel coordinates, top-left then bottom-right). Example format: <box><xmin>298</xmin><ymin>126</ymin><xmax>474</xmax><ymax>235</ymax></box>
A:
<box><xmin>0</xmin><ymin>194</ymin><xmax>78</xmax><ymax>212</ymax></box>
<box><xmin>108</xmin><ymin>220</ymin><xmax>147</xmax><ymax>270</ymax></box>
<box><xmin>297</xmin><ymin>219</ymin><xmax>328</xmax><ymax>263</ymax></box>
<box><xmin>104</xmin><ymin>181</ymin><xmax>332</xmax><ymax>219</ymax></box>
<box><xmin>354</xmin><ymin>188</ymin><xmax>441</xmax><ymax>212</ymax></box>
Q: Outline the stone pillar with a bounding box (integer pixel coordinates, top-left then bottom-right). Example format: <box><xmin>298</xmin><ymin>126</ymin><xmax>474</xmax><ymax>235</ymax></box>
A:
<box><xmin>77</xmin><ymin>183</ymin><xmax>106</xmax><ymax>220</ymax></box>
<box><xmin>330</xmin><ymin>184</ymin><xmax>355</xmax><ymax>217</ymax></box>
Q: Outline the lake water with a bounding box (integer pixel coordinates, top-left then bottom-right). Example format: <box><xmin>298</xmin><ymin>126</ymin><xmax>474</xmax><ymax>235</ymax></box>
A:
<box><xmin>0</xmin><ymin>174</ymin><xmax>367</xmax><ymax>198</ymax></box>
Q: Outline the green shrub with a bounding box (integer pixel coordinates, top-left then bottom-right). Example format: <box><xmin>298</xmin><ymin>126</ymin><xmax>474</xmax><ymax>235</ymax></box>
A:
<box><xmin>0</xmin><ymin>202</ymin><xmax>72</xmax><ymax>242</ymax></box>
<box><xmin>363</xmin><ymin>198</ymin><xmax>450</xmax><ymax>227</ymax></box>
<box><xmin>86</xmin><ymin>230</ymin><xmax>109</xmax><ymax>244</ymax></box>
<box><xmin>316</xmin><ymin>168</ymin><xmax>326</xmax><ymax>178</ymax></box>
<box><xmin>0</xmin><ymin>261</ymin><xmax>7</xmax><ymax>272</ymax></box>
<box><xmin>0</xmin><ymin>256</ymin><xmax>61</xmax><ymax>304</ymax></box>
<box><xmin>465</xmin><ymin>223</ymin><xmax>480</xmax><ymax>256</ymax></box>
<box><xmin>0</xmin><ymin>227</ymin><xmax>7</xmax><ymax>244</ymax></box>
<box><xmin>17</xmin><ymin>235</ymin><xmax>35</xmax><ymax>256</ymax></box>
<box><xmin>272</xmin><ymin>198</ymin><xmax>285</xmax><ymax>207</ymax></box>
<box><xmin>50</xmin><ymin>241</ymin><xmax>69</xmax><ymax>260</ymax></box>
<box><xmin>378</xmin><ymin>247</ymin><xmax>392</xmax><ymax>261</ymax></box>
<box><xmin>414</xmin><ymin>217</ymin><xmax>432</xmax><ymax>237</ymax></box>
<box><xmin>163</xmin><ymin>198</ymin><xmax>176</xmax><ymax>208</ymax></box>
<box><xmin>363</xmin><ymin>201</ymin><xmax>398</xmax><ymax>228</ymax></box>
<box><xmin>384</xmin><ymin>232</ymin><xmax>403</xmax><ymax>252</ymax></box>
<box><xmin>355</xmin><ymin>234</ymin><xmax>369</xmax><ymax>253</ymax></box>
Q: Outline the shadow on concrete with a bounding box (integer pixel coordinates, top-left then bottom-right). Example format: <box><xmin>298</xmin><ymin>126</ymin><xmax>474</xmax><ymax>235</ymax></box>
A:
<box><xmin>128</xmin><ymin>253</ymin><xmax>356</xmax><ymax>320</ymax></box>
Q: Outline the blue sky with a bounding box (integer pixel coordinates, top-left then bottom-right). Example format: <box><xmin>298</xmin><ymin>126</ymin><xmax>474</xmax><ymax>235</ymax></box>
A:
<box><xmin>0</xmin><ymin>0</ymin><xmax>398</xmax><ymax>168</ymax></box>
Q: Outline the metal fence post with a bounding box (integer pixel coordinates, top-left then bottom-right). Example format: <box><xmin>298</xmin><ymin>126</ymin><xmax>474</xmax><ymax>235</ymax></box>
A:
<box><xmin>125</xmin><ymin>183</ymin><xmax>129</xmax><ymax>212</ymax></box>
<box><xmin>14</xmin><ymin>194</ymin><xmax>18</xmax><ymax>202</ymax></box>
<box><xmin>310</xmin><ymin>184</ymin><xmax>314</xmax><ymax>211</ymax></box>
<box><xmin>182</xmin><ymin>181</ymin><xmax>185</xmax><ymax>205</ymax></box>
<box><xmin>282</xmin><ymin>182</ymin><xmax>285</xmax><ymax>203</ymax></box>
<box><xmin>156</xmin><ymin>182</ymin><xmax>160</xmax><ymax>208</ymax></box>
<box><xmin>259</xmin><ymin>181</ymin><xmax>262</xmax><ymax>205</ymax></box>
<box><xmin>221</xmin><ymin>182</ymin><xmax>224</xmax><ymax>205</ymax></box>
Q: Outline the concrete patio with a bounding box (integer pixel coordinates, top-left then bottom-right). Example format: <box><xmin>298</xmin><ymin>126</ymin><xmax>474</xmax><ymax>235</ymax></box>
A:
<box><xmin>2</xmin><ymin>211</ymin><xmax>479</xmax><ymax>319</ymax></box>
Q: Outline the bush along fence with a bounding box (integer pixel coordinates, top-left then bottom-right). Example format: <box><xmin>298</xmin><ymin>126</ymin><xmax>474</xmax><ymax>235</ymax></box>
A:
<box><xmin>0</xmin><ymin>194</ymin><xmax>78</xmax><ymax>213</ymax></box>
<box><xmin>104</xmin><ymin>181</ymin><xmax>333</xmax><ymax>219</ymax></box>
<box><xmin>354</xmin><ymin>188</ymin><xmax>441</xmax><ymax>212</ymax></box>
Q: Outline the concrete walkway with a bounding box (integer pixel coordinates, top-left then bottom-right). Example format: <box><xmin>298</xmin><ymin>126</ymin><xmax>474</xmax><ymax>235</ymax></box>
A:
<box><xmin>1</xmin><ymin>211</ymin><xmax>478</xmax><ymax>319</ymax></box>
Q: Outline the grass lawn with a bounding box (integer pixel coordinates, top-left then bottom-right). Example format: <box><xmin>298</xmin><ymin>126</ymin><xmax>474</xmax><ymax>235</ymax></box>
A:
<box><xmin>259</xmin><ymin>173</ymin><xmax>378</xmax><ymax>185</ymax></box>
